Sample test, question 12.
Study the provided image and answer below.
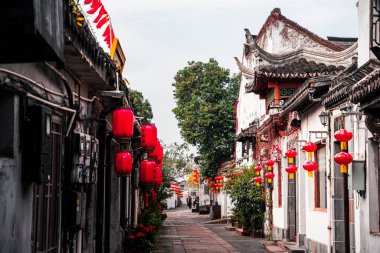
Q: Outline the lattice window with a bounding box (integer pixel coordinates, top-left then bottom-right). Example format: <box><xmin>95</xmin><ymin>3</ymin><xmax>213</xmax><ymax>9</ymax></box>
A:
<box><xmin>372</xmin><ymin>0</ymin><xmax>380</xmax><ymax>47</ymax></box>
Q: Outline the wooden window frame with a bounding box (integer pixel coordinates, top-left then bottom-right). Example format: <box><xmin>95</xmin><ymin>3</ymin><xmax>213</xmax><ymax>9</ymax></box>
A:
<box><xmin>314</xmin><ymin>144</ymin><xmax>327</xmax><ymax>212</ymax></box>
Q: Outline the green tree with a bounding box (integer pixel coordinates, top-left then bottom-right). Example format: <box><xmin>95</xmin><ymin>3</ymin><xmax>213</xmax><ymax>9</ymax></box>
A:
<box><xmin>129</xmin><ymin>89</ymin><xmax>153</xmax><ymax>124</ymax></box>
<box><xmin>172</xmin><ymin>59</ymin><xmax>239</xmax><ymax>177</ymax></box>
<box><xmin>162</xmin><ymin>142</ymin><xmax>194</xmax><ymax>179</ymax></box>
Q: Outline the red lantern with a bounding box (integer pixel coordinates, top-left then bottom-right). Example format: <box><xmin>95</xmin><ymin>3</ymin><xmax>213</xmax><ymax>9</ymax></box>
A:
<box><xmin>148</xmin><ymin>140</ymin><xmax>161</xmax><ymax>160</ymax></box>
<box><xmin>334</xmin><ymin>129</ymin><xmax>353</xmax><ymax>151</ymax></box>
<box><xmin>303</xmin><ymin>142</ymin><xmax>317</xmax><ymax>159</ymax></box>
<box><xmin>155</xmin><ymin>167</ymin><xmax>163</xmax><ymax>186</ymax></box>
<box><xmin>253</xmin><ymin>177</ymin><xmax>262</xmax><ymax>186</ymax></box>
<box><xmin>285</xmin><ymin>149</ymin><xmax>297</xmax><ymax>164</ymax></box>
<box><xmin>334</xmin><ymin>152</ymin><xmax>353</xmax><ymax>173</ymax></box>
<box><xmin>303</xmin><ymin>161</ymin><xmax>318</xmax><ymax>177</ymax></box>
<box><xmin>285</xmin><ymin>165</ymin><xmax>298</xmax><ymax>180</ymax></box>
<box><xmin>265</xmin><ymin>160</ymin><xmax>274</xmax><ymax>171</ymax></box>
<box><xmin>237</xmin><ymin>171</ymin><xmax>243</xmax><ymax>175</ymax></box>
<box><xmin>265</xmin><ymin>172</ymin><xmax>275</xmax><ymax>183</ymax></box>
<box><xmin>209</xmin><ymin>183</ymin><xmax>215</xmax><ymax>191</ymax></box>
<box><xmin>141</xmin><ymin>124</ymin><xmax>157</xmax><ymax>152</ymax></box>
<box><xmin>253</xmin><ymin>166</ymin><xmax>262</xmax><ymax>176</ymax></box>
<box><xmin>112</xmin><ymin>108</ymin><xmax>134</xmax><ymax>139</ymax></box>
<box><xmin>115</xmin><ymin>152</ymin><xmax>133</xmax><ymax>175</ymax></box>
<box><xmin>139</xmin><ymin>160</ymin><xmax>156</xmax><ymax>184</ymax></box>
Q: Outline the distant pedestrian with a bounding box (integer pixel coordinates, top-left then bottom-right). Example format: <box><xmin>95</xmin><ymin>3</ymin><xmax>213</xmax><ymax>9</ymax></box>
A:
<box><xmin>187</xmin><ymin>196</ymin><xmax>192</xmax><ymax>209</ymax></box>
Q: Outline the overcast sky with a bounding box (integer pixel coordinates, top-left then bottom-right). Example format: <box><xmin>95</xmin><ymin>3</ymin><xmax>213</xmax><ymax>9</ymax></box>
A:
<box><xmin>95</xmin><ymin>0</ymin><xmax>357</xmax><ymax>146</ymax></box>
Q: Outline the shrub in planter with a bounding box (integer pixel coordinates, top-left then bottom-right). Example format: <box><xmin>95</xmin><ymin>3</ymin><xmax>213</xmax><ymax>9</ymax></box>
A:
<box><xmin>225</xmin><ymin>167</ymin><xmax>265</xmax><ymax>233</ymax></box>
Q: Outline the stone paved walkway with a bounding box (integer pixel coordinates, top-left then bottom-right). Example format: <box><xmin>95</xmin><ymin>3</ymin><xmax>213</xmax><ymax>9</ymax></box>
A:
<box><xmin>153</xmin><ymin>206</ymin><xmax>267</xmax><ymax>253</ymax></box>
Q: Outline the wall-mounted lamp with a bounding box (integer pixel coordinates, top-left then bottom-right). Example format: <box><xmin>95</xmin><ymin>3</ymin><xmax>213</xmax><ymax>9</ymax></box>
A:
<box><xmin>318</xmin><ymin>111</ymin><xmax>329</xmax><ymax>127</ymax></box>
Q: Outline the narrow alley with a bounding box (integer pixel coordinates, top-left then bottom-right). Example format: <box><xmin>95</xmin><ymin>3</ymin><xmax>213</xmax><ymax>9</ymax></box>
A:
<box><xmin>153</xmin><ymin>206</ymin><xmax>267</xmax><ymax>253</ymax></box>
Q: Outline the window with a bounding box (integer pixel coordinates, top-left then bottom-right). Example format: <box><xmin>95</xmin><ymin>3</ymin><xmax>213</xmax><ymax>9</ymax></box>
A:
<box><xmin>372</xmin><ymin>0</ymin><xmax>380</xmax><ymax>47</ymax></box>
<box><xmin>315</xmin><ymin>145</ymin><xmax>327</xmax><ymax>209</ymax></box>
<box><xmin>241</xmin><ymin>140</ymin><xmax>251</xmax><ymax>157</ymax></box>
<box><xmin>32</xmin><ymin>117</ymin><xmax>62</xmax><ymax>253</ymax></box>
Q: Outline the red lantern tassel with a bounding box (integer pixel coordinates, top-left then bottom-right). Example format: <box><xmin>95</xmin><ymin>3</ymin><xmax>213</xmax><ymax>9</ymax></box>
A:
<box><xmin>340</xmin><ymin>164</ymin><xmax>348</xmax><ymax>173</ymax></box>
<box><xmin>308</xmin><ymin>171</ymin><xmax>313</xmax><ymax>178</ymax></box>
<box><xmin>289</xmin><ymin>173</ymin><xmax>294</xmax><ymax>180</ymax></box>
<box><xmin>145</xmin><ymin>193</ymin><xmax>149</xmax><ymax>207</ymax></box>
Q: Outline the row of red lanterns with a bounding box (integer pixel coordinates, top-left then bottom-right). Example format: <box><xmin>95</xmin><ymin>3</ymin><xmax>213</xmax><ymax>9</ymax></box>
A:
<box><xmin>249</xmin><ymin>128</ymin><xmax>354</xmax><ymax>187</ymax></box>
<box><xmin>112</xmin><ymin>108</ymin><xmax>164</xmax><ymax>187</ymax></box>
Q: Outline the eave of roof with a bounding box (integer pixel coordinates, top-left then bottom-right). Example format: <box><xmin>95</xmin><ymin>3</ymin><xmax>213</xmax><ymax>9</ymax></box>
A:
<box><xmin>350</xmin><ymin>61</ymin><xmax>380</xmax><ymax>108</ymax></box>
<box><xmin>323</xmin><ymin>59</ymin><xmax>380</xmax><ymax>109</ymax></box>
<box><xmin>280</xmin><ymin>76</ymin><xmax>332</xmax><ymax>116</ymax></box>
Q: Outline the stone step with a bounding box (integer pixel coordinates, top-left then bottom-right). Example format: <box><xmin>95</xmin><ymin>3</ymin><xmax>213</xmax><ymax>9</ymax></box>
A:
<box><xmin>276</xmin><ymin>241</ymin><xmax>305</xmax><ymax>253</ymax></box>
<box><xmin>265</xmin><ymin>245</ymin><xmax>286</xmax><ymax>253</ymax></box>
<box><xmin>224</xmin><ymin>225</ymin><xmax>236</xmax><ymax>231</ymax></box>
<box><xmin>236</xmin><ymin>228</ymin><xmax>250</xmax><ymax>236</ymax></box>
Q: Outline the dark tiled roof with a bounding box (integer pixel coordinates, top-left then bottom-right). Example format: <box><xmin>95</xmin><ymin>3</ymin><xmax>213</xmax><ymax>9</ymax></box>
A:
<box><xmin>327</xmin><ymin>37</ymin><xmax>358</xmax><ymax>49</ymax></box>
<box><xmin>350</xmin><ymin>61</ymin><xmax>380</xmax><ymax>108</ymax></box>
<box><xmin>280</xmin><ymin>76</ymin><xmax>332</xmax><ymax>116</ymax></box>
<box><xmin>236</xmin><ymin>124</ymin><xmax>258</xmax><ymax>142</ymax></box>
<box><xmin>256</xmin><ymin>58</ymin><xmax>345</xmax><ymax>78</ymax></box>
<box><xmin>323</xmin><ymin>59</ymin><xmax>380</xmax><ymax>109</ymax></box>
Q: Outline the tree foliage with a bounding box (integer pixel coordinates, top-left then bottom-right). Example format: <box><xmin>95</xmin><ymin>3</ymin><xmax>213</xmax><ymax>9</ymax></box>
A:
<box><xmin>225</xmin><ymin>167</ymin><xmax>265</xmax><ymax>230</ymax></box>
<box><xmin>129</xmin><ymin>89</ymin><xmax>154</xmax><ymax>124</ymax></box>
<box><xmin>172</xmin><ymin>59</ymin><xmax>239</xmax><ymax>177</ymax></box>
<box><xmin>162</xmin><ymin>142</ymin><xmax>194</xmax><ymax>179</ymax></box>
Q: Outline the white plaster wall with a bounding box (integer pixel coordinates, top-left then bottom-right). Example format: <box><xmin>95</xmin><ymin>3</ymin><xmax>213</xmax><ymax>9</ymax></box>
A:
<box><xmin>257</xmin><ymin>21</ymin><xmax>335</xmax><ymax>55</ymax></box>
<box><xmin>357</xmin><ymin>0</ymin><xmax>375</xmax><ymax>66</ymax></box>
<box><xmin>273</xmin><ymin>161</ymin><xmax>287</xmax><ymax>230</ymax></box>
<box><xmin>300</xmin><ymin>104</ymin><xmax>329</xmax><ymax>246</ymax></box>
<box><xmin>166</xmin><ymin>195</ymin><xmax>176</xmax><ymax>209</ymax></box>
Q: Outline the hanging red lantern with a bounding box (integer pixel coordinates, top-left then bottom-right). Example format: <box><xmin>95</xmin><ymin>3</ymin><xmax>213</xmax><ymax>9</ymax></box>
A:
<box><xmin>285</xmin><ymin>165</ymin><xmax>298</xmax><ymax>180</ymax></box>
<box><xmin>303</xmin><ymin>161</ymin><xmax>318</xmax><ymax>177</ymax></box>
<box><xmin>253</xmin><ymin>177</ymin><xmax>262</xmax><ymax>186</ymax></box>
<box><xmin>148</xmin><ymin>140</ymin><xmax>161</xmax><ymax>160</ymax></box>
<box><xmin>285</xmin><ymin>149</ymin><xmax>297</xmax><ymax>164</ymax></box>
<box><xmin>139</xmin><ymin>160</ymin><xmax>156</xmax><ymax>184</ymax></box>
<box><xmin>265</xmin><ymin>172</ymin><xmax>275</xmax><ymax>183</ymax></box>
<box><xmin>141</xmin><ymin>124</ymin><xmax>157</xmax><ymax>152</ymax></box>
<box><xmin>334</xmin><ymin>152</ymin><xmax>353</xmax><ymax>173</ymax></box>
<box><xmin>115</xmin><ymin>152</ymin><xmax>133</xmax><ymax>175</ymax></box>
<box><xmin>112</xmin><ymin>108</ymin><xmax>134</xmax><ymax>139</ymax></box>
<box><xmin>253</xmin><ymin>166</ymin><xmax>262</xmax><ymax>176</ymax></box>
<box><xmin>237</xmin><ymin>171</ymin><xmax>244</xmax><ymax>175</ymax></box>
<box><xmin>334</xmin><ymin>129</ymin><xmax>353</xmax><ymax>151</ymax></box>
<box><xmin>155</xmin><ymin>167</ymin><xmax>163</xmax><ymax>186</ymax></box>
<box><xmin>303</xmin><ymin>142</ymin><xmax>317</xmax><ymax>159</ymax></box>
<box><xmin>265</xmin><ymin>160</ymin><xmax>274</xmax><ymax>171</ymax></box>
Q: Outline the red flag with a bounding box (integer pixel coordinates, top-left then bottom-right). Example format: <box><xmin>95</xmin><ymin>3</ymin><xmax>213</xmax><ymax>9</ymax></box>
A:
<box><xmin>87</xmin><ymin>0</ymin><xmax>101</xmax><ymax>14</ymax></box>
<box><xmin>93</xmin><ymin>6</ymin><xmax>107</xmax><ymax>23</ymax></box>
<box><xmin>102</xmin><ymin>24</ymin><xmax>110</xmax><ymax>37</ymax></box>
<box><xmin>84</xmin><ymin>0</ymin><xmax>92</xmax><ymax>4</ymax></box>
<box><xmin>96</xmin><ymin>15</ymin><xmax>109</xmax><ymax>29</ymax></box>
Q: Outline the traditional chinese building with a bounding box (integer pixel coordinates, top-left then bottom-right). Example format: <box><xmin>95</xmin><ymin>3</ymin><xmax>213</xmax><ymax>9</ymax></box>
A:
<box><xmin>235</xmin><ymin>8</ymin><xmax>358</xmax><ymax>253</ymax></box>
<box><xmin>0</xmin><ymin>1</ymin><xmax>152</xmax><ymax>253</ymax></box>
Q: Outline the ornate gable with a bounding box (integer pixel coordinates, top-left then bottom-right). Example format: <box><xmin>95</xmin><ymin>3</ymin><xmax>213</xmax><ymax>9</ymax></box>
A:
<box><xmin>255</xmin><ymin>8</ymin><xmax>344</xmax><ymax>54</ymax></box>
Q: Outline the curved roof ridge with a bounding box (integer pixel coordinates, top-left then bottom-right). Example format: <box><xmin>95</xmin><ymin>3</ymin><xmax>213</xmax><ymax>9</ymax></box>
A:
<box><xmin>256</xmin><ymin>8</ymin><xmax>345</xmax><ymax>52</ymax></box>
<box><xmin>249</xmin><ymin>41</ymin><xmax>357</xmax><ymax>66</ymax></box>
